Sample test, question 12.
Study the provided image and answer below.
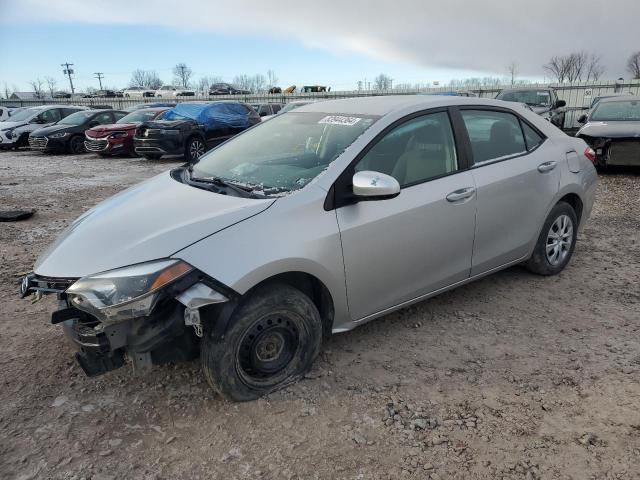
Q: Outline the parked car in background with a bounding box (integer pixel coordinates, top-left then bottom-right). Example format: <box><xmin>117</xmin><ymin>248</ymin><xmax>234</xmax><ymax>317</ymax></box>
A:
<box><xmin>29</xmin><ymin>109</ymin><xmax>127</xmax><ymax>154</ymax></box>
<box><xmin>495</xmin><ymin>88</ymin><xmax>566</xmax><ymax>128</ymax></box>
<box><xmin>125</xmin><ymin>102</ymin><xmax>177</xmax><ymax>112</ymax></box>
<box><xmin>261</xmin><ymin>100</ymin><xmax>321</xmax><ymax>121</ymax></box>
<box><xmin>52</xmin><ymin>91</ymin><xmax>72</xmax><ymax>98</ymax></box>
<box><xmin>209</xmin><ymin>83</ymin><xmax>251</xmax><ymax>95</ymax></box>
<box><xmin>0</xmin><ymin>105</ymin><xmax>87</xmax><ymax>149</ymax></box>
<box><xmin>429</xmin><ymin>91</ymin><xmax>478</xmax><ymax>97</ymax></box>
<box><xmin>85</xmin><ymin>107</ymin><xmax>169</xmax><ymax>156</ymax></box>
<box><xmin>155</xmin><ymin>85</ymin><xmax>195</xmax><ymax>97</ymax></box>
<box><xmin>576</xmin><ymin>96</ymin><xmax>640</xmax><ymax>168</ymax></box>
<box><xmin>94</xmin><ymin>90</ymin><xmax>120</xmax><ymax>98</ymax></box>
<box><xmin>302</xmin><ymin>85</ymin><xmax>329</xmax><ymax>92</ymax></box>
<box><xmin>250</xmin><ymin>103</ymin><xmax>283</xmax><ymax>117</ymax></box>
<box><xmin>0</xmin><ymin>106</ymin><xmax>12</xmax><ymax>122</ymax></box>
<box><xmin>22</xmin><ymin>96</ymin><xmax>597</xmax><ymax>401</ymax></box>
<box><xmin>123</xmin><ymin>86</ymin><xmax>156</xmax><ymax>98</ymax></box>
<box><xmin>134</xmin><ymin>102</ymin><xmax>260</xmax><ymax>162</ymax></box>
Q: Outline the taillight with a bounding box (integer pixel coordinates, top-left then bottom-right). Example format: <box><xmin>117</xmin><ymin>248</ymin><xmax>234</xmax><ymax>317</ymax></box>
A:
<box><xmin>584</xmin><ymin>147</ymin><xmax>597</xmax><ymax>165</ymax></box>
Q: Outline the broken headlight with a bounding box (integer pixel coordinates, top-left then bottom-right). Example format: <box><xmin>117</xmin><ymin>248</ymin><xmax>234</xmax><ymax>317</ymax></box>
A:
<box><xmin>66</xmin><ymin>259</ymin><xmax>192</xmax><ymax>325</ymax></box>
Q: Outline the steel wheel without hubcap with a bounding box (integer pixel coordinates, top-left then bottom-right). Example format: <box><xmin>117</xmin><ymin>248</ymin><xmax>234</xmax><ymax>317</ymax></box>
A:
<box><xmin>546</xmin><ymin>214</ymin><xmax>573</xmax><ymax>266</ymax></box>
<box><xmin>188</xmin><ymin>138</ymin><xmax>205</xmax><ymax>161</ymax></box>
<box><xmin>236</xmin><ymin>314</ymin><xmax>299</xmax><ymax>386</ymax></box>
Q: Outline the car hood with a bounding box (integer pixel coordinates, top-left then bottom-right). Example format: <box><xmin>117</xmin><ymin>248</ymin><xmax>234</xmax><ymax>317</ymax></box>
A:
<box><xmin>34</xmin><ymin>170</ymin><xmax>275</xmax><ymax>278</ymax></box>
<box><xmin>32</xmin><ymin>124</ymin><xmax>76</xmax><ymax>136</ymax></box>
<box><xmin>0</xmin><ymin>121</ymin><xmax>27</xmax><ymax>130</ymax></box>
<box><xmin>87</xmin><ymin>123</ymin><xmax>138</xmax><ymax>136</ymax></box>
<box><xmin>577</xmin><ymin>121</ymin><xmax>640</xmax><ymax>139</ymax></box>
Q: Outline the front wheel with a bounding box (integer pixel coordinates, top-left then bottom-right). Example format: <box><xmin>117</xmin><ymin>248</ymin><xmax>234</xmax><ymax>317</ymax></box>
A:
<box><xmin>525</xmin><ymin>202</ymin><xmax>578</xmax><ymax>275</ymax></box>
<box><xmin>201</xmin><ymin>283</ymin><xmax>323</xmax><ymax>401</ymax></box>
<box><xmin>185</xmin><ymin>136</ymin><xmax>206</xmax><ymax>163</ymax></box>
<box><xmin>68</xmin><ymin>135</ymin><xmax>86</xmax><ymax>154</ymax></box>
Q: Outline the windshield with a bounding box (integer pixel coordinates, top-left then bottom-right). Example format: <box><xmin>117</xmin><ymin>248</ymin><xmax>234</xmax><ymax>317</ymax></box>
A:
<box><xmin>5</xmin><ymin>107</ymin><xmax>41</xmax><ymax>122</ymax></box>
<box><xmin>191</xmin><ymin>111</ymin><xmax>378</xmax><ymax>194</ymax></box>
<box><xmin>279</xmin><ymin>102</ymin><xmax>311</xmax><ymax>114</ymax></box>
<box><xmin>59</xmin><ymin>111</ymin><xmax>96</xmax><ymax>125</ymax></box>
<box><xmin>591</xmin><ymin>100</ymin><xmax>640</xmax><ymax>121</ymax></box>
<box><xmin>497</xmin><ymin>90</ymin><xmax>551</xmax><ymax>107</ymax></box>
<box><xmin>117</xmin><ymin>109</ymin><xmax>163</xmax><ymax>123</ymax></box>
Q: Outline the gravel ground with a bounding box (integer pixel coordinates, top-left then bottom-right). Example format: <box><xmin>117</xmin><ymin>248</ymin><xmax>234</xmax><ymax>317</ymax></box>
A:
<box><xmin>0</xmin><ymin>150</ymin><xmax>639</xmax><ymax>480</ymax></box>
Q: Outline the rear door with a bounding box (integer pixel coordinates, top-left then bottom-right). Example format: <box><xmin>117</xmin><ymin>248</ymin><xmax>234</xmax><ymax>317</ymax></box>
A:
<box><xmin>457</xmin><ymin>107</ymin><xmax>560</xmax><ymax>275</ymax></box>
<box><xmin>336</xmin><ymin>110</ymin><xmax>477</xmax><ymax>320</ymax></box>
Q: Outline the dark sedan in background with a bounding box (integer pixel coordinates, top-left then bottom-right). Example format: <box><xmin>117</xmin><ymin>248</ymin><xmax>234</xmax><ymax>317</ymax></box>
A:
<box><xmin>29</xmin><ymin>109</ymin><xmax>127</xmax><ymax>154</ymax></box>
<box><xmin>134</xmin><ymin>102</ymin><xmax>260</xmax><ymax>162</ymax></box>
<box><xmin>84</xmin><ymin>107</ymin><xmax>169</xmax><ymax>156</ymax></box>
<box><xmin>576</xmin><ymin>96</ymin><xmax>640</xmax><ymax>168</ymax></box>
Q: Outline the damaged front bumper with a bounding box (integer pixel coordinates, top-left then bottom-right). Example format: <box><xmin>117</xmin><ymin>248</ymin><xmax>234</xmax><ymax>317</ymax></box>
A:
<box><xmin>21</xmin><ymin>268</ymin><xmax>233</xmax><ymax>377</ymax></box>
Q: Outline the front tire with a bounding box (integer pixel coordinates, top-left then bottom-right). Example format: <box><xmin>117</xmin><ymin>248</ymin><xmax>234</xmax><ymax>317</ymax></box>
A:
<box><xmin>185</xmin><ymin>136</ymin><xmax>206</xmax><ymax>163</ymax></box>
<box><xmin>68</xmin><ymin>135</ymin><xmax>86</xmax><ymax>154</ymax></box>
<box><xmin>201</xmin><ymin>283</ymin><xmax>323</xmax><ymax>401</ymax></box>
<box><xmin>525</xmin><ymin>201</ymin><xmax>578</xmax><ymax>275</ymax></box>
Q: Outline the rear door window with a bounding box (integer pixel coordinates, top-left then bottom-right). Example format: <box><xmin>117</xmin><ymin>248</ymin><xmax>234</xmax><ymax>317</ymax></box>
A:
<box><xmin>461</xmin><ymin>110</ymin><xmax>527</xmax><ymax>164</ymax></box>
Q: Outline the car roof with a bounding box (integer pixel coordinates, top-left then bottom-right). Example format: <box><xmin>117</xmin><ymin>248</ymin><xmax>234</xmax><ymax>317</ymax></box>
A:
<box><xmin>295</xmin><ymin>95</ymin><xmax>522</xmax><ymax>116</ymax></box>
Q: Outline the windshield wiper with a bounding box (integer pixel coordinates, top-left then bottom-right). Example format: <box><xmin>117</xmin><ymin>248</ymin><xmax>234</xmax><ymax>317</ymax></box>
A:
<box><xmin>187</xmin><ymin>168</ymin><xmax>264</xmax><ymax>198</ymax></box>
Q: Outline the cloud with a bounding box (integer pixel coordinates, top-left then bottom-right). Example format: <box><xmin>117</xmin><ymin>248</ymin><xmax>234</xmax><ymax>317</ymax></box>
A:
<box><xmin>4</xmin><ymin>0</ymin><xmax>639</xmax><ymax>76</ymax></box>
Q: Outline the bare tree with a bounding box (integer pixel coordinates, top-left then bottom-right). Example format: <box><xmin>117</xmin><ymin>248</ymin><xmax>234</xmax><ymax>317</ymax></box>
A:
<box><xmin>585</xmin><ymin>54</ymin><xmax>605</xmax><ymax>81</ymax></box>
<box><xmin>506</xmin><ymin>61</ymin><xmax>519</xmax><ymax>85</ymax></box>
<box><xmin>129</xmin><ymin>69</ymin><xmax>163</xmax><ymax>89</ymax></box>
<box><xmin>628</xmin><ymin>51</ymin><xmax>640</xmax><ymax>79</ymax></box>
<box><xmin>233</xmin><ymin>74</ymin><xmax>267</xmax><ymax>93</ymax></box>
<box><xmin>28</xmin><ymin>78</ymin><xmax>44</xmax><ymax>98</ymax></box>
<box><xmin>44</xmin><ymin>76</ymin><xmax>57</xmax><ymax>97</ymax></box>
<box><xmin>2</xmin><ymin>83</ymin><xmax>11</xmax><ymax>99</ymax></box>
<box><xmin>544</xmin><ymin>56</ymin><xmax>569</xmax><ymax>83</ymax></box>
<box><xmin>374</xmin><ymin>73</ymin><xmax>393</xmax><ymax>90</ymax></box>
<box><xmin>266</xmin><ymin>70</ymin><xmax>279</xmax><ymax>88</ymax></box>
<box><xmin>172</xmin><ymin>63</ymin><xmax>193</xmax><ymax>88</ymax></box>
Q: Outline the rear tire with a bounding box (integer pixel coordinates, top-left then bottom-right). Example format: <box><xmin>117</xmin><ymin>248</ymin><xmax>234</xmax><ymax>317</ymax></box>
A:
<box><xmin>525</xmin><ymin>201</ymin><xmax>578</xmax><ymax>276</ymax></box>
<box><xmin>201</xmin><ymin>283</ymin><xmax>323</xmax><ymax>402</ymax></box>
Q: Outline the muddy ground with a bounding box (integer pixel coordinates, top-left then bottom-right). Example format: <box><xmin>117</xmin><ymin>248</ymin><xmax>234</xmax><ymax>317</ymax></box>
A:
<box><xmin>0</xmin><ymin>150</ymin><xmax>639</xmax><ymax>480</ymax></box>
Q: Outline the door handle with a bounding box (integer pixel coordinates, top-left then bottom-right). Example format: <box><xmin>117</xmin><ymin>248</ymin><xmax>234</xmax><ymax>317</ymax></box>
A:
<box><xmin>446</xmin><ymin>187</ymin><xmax>475</xmax><ymax>202</ymax></box>
<box><xmin>537</xmin><ymin>161</ymin><xmax>557</xmax><ymax>173</ymax></box>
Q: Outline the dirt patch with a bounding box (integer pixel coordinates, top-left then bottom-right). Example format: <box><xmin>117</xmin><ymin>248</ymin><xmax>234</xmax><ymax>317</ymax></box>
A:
<box><xmin>1</xmin><ymin>151</ymin><xmax>639</xmax><ymax>480</ymax></box>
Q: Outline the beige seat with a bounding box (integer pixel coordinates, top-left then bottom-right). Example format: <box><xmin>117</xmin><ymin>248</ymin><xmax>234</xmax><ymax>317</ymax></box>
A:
<box><xmin>392</xmin><ymin>125</ymin><xmax>450</xmax><ymax>186</ymax></box>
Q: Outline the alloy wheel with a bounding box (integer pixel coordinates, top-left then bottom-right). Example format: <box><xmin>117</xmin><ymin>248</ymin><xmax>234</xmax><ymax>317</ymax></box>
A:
<box><xmin>189</xmin><ymin>139</ymin><xmax>205</xmax><ymax>160</ymax></box>
<box><xmin>546</xmin><ymin>214</ymin><xmax>573</xmax><ymax>266</ymax></box>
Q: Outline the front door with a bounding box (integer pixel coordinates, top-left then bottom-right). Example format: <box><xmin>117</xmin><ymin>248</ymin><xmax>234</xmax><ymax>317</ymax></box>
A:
<box><xmin>336</xmin><ymin>111</ymin><xmax>477</xmax><ymax>321</ymax></box>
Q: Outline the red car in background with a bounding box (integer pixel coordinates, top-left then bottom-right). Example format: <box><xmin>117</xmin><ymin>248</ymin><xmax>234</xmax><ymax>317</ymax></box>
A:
<box><xmin>84</xmin><ymin>107</ymin><xmax>169</xmax><ymax>156</ymax></box>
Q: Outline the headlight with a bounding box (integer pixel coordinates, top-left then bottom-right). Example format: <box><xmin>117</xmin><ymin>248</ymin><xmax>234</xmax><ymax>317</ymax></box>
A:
<box><xmin>49</xmin><ymin>132</ymin><xmax>70</xmax><ymax>138</ymax></box>
<box><xmin>108</xmin><ymin>132</ymin><xmax>129</xmax><ymax>139</ymax></box>
<box><xmin>159</xmin><ymin>129</ymin><xmax>180</xmax><ymax>135</ymax></box>
<box><xmin>66</xmin><ymin>259</ymin><xmax>193</xmax><ymax>324</ymax></box>
<box><xmin>4</xmin><ymin>129</ymin><xmax>14</xmax><ymax>138</ymax></box>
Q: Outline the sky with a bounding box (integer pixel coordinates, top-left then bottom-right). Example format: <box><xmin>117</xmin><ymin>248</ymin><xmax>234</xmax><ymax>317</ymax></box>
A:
<box><xmin>0</xmin><ymin>0</ymin><xmax>638</xmax><ymax>93</ymax></box>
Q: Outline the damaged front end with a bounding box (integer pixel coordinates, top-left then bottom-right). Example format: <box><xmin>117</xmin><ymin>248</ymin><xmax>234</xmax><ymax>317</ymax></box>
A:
<box><xmin>580</xmin><ymin>136</ymin><xmax>640</xmax><ymax>167</ymax></box>
<box><xmin>21</xmin><ymin>260</ymin><xmax>233</xmax><ymax>377</ymax></box>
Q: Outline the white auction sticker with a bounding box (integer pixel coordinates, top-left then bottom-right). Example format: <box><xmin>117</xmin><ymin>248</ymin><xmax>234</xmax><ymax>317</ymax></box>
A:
<box><xmin>318</xmin><ymin>115</ymin><xmax>362</xmax><ymax>126</ymax></box>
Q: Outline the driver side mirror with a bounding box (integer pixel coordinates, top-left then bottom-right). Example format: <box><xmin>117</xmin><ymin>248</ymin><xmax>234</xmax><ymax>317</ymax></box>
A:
<box><xmin>352</xmin><ymin>171</ymin><xmax>400</xmax><ymax>200</ymax></box>
<box><xmin>555</xmin><ymin>100</ymin><xmax>566</xmax><ymax>108</ymax></box>
<box><xmin>577</xmin><ymin>114</ymin><xmax>587</xmax><ymax>124</ymax></box>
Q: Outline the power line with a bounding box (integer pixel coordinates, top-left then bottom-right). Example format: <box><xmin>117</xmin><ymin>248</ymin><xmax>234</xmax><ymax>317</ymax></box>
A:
<box><xmin>61</xmin><ymin>62</ymin><xmax>75</xmax><ymax>94</ymax></box>
<box><xmin>94</xmin><ymin>72</ymin><xmax>104</xmax><ymax>90</ymax></box>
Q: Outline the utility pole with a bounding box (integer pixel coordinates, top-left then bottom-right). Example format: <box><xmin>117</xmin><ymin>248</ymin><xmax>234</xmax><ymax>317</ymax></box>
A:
<box><xmin>94</xmin><ymin>72</ymin><xmax>104</xmax><ymax>90</ymax></box>
<box><xmin>61</xmin><ymin>62</ymin><xmax>75</xmax><ymax>95</ymax></box>
<box><xmin>178</xmin><ymin>64</ymin><xmax>187</xmax><ymax>88</ymax></box>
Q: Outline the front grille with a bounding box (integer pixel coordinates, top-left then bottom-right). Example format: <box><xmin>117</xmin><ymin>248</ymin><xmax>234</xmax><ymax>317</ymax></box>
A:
<box><xmin>84</xmin><ymin>138</ymin><xmax>109</xmax><ymax>152</ymax></box>
<box><xmin>28</xmin><ymin>136</ymin><xmax>48</xmax><ymax>149</ymax></box>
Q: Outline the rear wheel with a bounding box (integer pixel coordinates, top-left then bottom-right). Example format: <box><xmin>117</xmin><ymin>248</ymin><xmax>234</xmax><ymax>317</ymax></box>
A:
<box><xmin>185</xmin><ymin>136</ymin><xmax>206</xmax><ymax>163</ymax></box>
<box><xmin>201</xmin><ymin>283</ymin><xmax>323</xmax><ymax>401</ymax></box>
<box><xmin>525</xmin><ymin>202</ymin><xmax>578</xmax><ymax>275</ymax></box>
<box><xmin>68</xmin><ymin>135</ymin><xmax>85</xmax><ymax>154</ymax></box>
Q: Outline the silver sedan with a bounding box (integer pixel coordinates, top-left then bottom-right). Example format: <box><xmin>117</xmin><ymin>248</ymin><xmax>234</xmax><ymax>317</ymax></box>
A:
<box><xmin>24</xmin><ymin>95</ymin><xmax>598</xmax><ymax>401</ymax></box>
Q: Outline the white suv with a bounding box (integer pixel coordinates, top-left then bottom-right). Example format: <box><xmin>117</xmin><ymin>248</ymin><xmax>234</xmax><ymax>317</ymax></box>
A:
<box><xmin>122</xmin><ymin>86</ymin><xmax>156</xmax><ymax>98</ymax></box>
